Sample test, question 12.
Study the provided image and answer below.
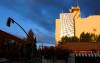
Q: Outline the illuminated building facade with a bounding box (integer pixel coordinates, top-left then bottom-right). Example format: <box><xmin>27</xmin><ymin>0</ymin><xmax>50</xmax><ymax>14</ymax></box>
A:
<box><xmin>60</xmin><ymin>13</ymin><xmax>74</xmax><ymax>37</ymax></box>
<box><xmin>55</xmin><ymin>6</ymin><xmax>100</xmax><ymax>63</ymax></box>
<box><xmin>55</xmin><ymin>1</ymin><xmax>100</xmax><ymax>62</ymax></box>
<box><xmin>55</xmin><ymin>6</ymin><xmax>80</xmax><ymax>44</ymax></box>
<box><xmin>55</xmin><ymin>6</ymin><xmax>100</xmax><ymax>44</ymax></box>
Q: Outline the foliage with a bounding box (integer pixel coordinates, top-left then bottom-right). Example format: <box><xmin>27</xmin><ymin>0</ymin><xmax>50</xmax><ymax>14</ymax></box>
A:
<box><xmin>96</xmin><ymin>35</ymin><xmax>100</xmax><ymax>42</ymax></box>
<box><xmin>59</xmin><ymin>32</ymin><xmax>100</xmax><ymax>45</ymax></box>
<box><xmin>58</xmin><ymin>41</ymin><xmax>63</xmax><ymax>46</ymax></box>
<box><xmin>80</xmin><ymin>32</ymin><xmax>91</xmax><ymax>42</ymax></box>
<box><xmin>60</xmin><ymin>36</ymin><xmax>79</xmax><ymax>43</ymax></box>
<box><xmin>61</xmin><ymin>36</ymin><xmax>69</xmax><ymax>43</ymax></box>
<box><xmin>70</xmin><ymin>36</ymin><xmax>79</xmax><ymax>42</ymax></box>
<box><xmin>80</xmin><ymin>32</ymin><xmax>96</xmax><ymax>42</ymax></box>
<box><xmin>24</xmin><ymin>29</ymin><xmax>37</xmax><ymax>58</ymax></box>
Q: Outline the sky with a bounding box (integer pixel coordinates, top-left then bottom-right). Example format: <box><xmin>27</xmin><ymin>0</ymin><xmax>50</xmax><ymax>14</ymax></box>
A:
<box><xmin>0</xmin><ymin>0</ymin><xmax>100</xmax><ymax>46</ymax></box>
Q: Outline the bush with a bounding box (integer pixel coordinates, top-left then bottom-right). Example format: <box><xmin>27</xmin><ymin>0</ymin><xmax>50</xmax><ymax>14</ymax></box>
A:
<box><xmin>59</xmin><ymin>32</ymin><xmax>100</xmax><ymax>45</ymax></box>
<box><xmin>80</xmin><ymin>32</ymin><xmax>94</xmax><ymax>42</ymax></box>
<box><xmin>96</xmin><ymin>35</ymin><xmax>100</xmax><ymax>42</ymax></box>
<box><xmin>61</xmin><ymin>36</ymin><xmax>79</xmax><ymax>43</ymax></box>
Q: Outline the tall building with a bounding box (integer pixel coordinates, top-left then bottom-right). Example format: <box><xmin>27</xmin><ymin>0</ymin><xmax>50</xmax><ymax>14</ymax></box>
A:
<box><xmin>55</xmin><ymin>1</ymin><xmax>100</xmax><ymax>62</ymax></box>
<box><xmin>55</xmin><ymin>6</ymin><xmax>80</xmax><ymax>44</ymax></box>
<box><xmin>55</xmin><ymin>5</ymin><xmax>100</xmax><ymax>44</ymax></box>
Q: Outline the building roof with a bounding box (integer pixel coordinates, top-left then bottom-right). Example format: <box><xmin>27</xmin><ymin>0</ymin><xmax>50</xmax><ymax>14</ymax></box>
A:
<box><xmin>0</xmin><ymin>30</ymin><xmax>25</xmax><ymax>45</ymax></box>
<box><xmin>57</xmin><ymin>42</ymin><xmax>100</xmax><ymax>51</ymax></box>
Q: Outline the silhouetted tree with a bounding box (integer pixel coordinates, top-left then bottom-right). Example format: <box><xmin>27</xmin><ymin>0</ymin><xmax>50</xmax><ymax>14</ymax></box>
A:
<box><xmin>24</xmin><ymin>29</ymin><xmax>37</xmax><ymax>59</ymax></box>
<box><xmin>80</xmin><ymin>32</ymin><xmax>93</xmax><ymax>42</ymax></box>
<box><xmin>70</xmin><ymin>36</ymin><xmax>79</xmax><ymax>42</ymax></box>
<box><xmin>61</xmin><ymin>36</ymin><xmax>79</xmax><ymax>44</ymax></box>
<box><xmin>61</xmin><ymin>36</ymin><xmax>69</xmax><ymax>43</ymax></box>
<box><xmin>96</xmin><ymin>35</ymin><xmax>100</xmax><ymax>42</ymax></box>
<box><xmin>58</xmin><ymin>41</ymin><xmax>63</xmax><ymax>46</ymax></box>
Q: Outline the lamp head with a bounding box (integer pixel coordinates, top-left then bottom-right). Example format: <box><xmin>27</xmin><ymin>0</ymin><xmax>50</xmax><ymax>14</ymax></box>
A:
<box><xmin>6</xmin><ymin>17</ymin><xmax>14</xmax><ymax>27</ymax></box>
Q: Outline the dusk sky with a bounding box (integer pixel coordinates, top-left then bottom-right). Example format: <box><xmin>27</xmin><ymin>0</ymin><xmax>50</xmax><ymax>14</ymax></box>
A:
<box><xmin>0</xmin><ymin>0</ymin><xmax>100</xmax><ymax>45</ymax></box>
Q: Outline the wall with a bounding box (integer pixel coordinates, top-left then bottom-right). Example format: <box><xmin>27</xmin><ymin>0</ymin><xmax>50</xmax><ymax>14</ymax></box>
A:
<box><xmin>55</xmin><ymin>19</ymin><xmax>61</xmax><ymax>45</ymax></box>
<box><xmin>76</xmin><ymin>15</ymin><xmax>100</xmax><ymax>37</ymax></box>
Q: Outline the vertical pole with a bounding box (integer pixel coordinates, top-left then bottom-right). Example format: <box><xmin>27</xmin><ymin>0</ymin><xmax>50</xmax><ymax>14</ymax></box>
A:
<box><xmin>73</xmin><ymin>13</ymin><xmax>77</xmax><ymax>37</ymax></box>
<box><xmin>41</xmin><ymin>42</ymin><xmax>44</xmax><ymax>63</ymax></box>
<box><xmin>73</xmin><ymin>18</ymin><xmax>75</xmax><ymax>37</ymax></box>
<box><xmin>76</xmin><ymin>0</ymin><xmax>79</xmax><ymax>7</ymax></box>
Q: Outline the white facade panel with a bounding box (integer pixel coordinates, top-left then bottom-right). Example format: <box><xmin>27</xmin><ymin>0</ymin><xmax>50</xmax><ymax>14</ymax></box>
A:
<box><xmin>60</xmin><ymin>13</ymin><xmax>74</xmax><ymax>37</ymax></box>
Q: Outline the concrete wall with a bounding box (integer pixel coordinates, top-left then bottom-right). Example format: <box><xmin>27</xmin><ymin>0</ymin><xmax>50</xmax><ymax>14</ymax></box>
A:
<box><xmin>76</xmin><ymin>15</ymin><xmax>100</xmax><ymax>37</ymax></box>
<box><xmin>55</xmin><ymin>19</ymin><xmax>61</xmax><ymax>45</ymax></box>
<box><xmin>42</xmin><ymin>58</ymin><xmax>66</xmax><ymax>63</ymax></box>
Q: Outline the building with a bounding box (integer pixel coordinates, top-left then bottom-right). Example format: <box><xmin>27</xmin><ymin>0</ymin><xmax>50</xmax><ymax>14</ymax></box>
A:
<box><xmin>55</xmin><ymin>6</ymin><xmax>80</xmax><ymax>44</ymax></box>
<box><xmin>57</xmin><ymin>42</ymin><xmax>100</xmax><ymax>63</ymax></box>
<box><xmin>55</xmin><ymin>5</ymin><xmax>100</xmax><ymax>44</ymax></box>
<box><xmin>0</xmin><ymin>30</ymin><xmax>27</xmax><ymax>58</ymax></box>
<box><xmin>55</xmin><ymin>2</ymin><xmax>100</xmax><ymax>62</ymax></box>
<box><xmin>55</xmin><ymin>0</ymin><xmax>100</xmax><ymax>62</ymax></box>
<box><xmin>0</xmin><ymin>30</ymin><xmax>25</xmax><ymax>47</ymax></box>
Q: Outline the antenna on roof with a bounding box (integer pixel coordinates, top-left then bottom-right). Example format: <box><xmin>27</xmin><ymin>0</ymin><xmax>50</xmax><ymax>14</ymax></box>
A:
<box><xmin>76</xmin><ymin>0</ymin><xmax>79</xmax><ymax>7</ymax></box>
<box><xmin>73</xmin><ymin>0</ymin><xmax>79</xmax><ymax>7</ymax></box>
<box><xmin>61</xmin><ymin>9</ymin><xmax>63</xmax><ymax>13</ymax></box>
<box><xmin>77</xmin><ymin>0</ymin><xmax>79</xmax><ymax>7</ymax></box>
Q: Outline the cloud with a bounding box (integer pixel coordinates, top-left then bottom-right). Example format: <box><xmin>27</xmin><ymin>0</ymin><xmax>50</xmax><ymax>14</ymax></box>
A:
<box><xmin>0</xmin><ymin>6</ymin><xmax>55</xmax><ymax>44</ymax></box>
<box><xmin>0</xmin><ymin>0</ymin><xmax>72</xmax><ymax>32</ymax></box>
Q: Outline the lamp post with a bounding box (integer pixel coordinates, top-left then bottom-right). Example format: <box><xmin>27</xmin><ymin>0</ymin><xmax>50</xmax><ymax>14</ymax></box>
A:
<box><xmin>6</xmin><ymin>17</ymin><xmax>36</xmax><ymax>61</ymax></box>
<box><xmin>6</xmin><ymin>17</ymin><xmax>30</xmax><ymax>39</ymax></box>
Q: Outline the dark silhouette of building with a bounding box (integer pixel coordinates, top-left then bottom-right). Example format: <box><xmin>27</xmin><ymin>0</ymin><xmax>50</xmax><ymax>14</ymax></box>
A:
<box><xmin>0</xmin><ymin>30</ymin><xmax>25</xmax><ymax>47</ymax></box>
<box><xmin>57</xmin><ymin>42</ymin><xmax>100</xmax><ymax>63</ymax></box>
<box><xmin>0</xmin><ymin>30</ymin><xmax>27</xmax><ymax>59</ymax></box>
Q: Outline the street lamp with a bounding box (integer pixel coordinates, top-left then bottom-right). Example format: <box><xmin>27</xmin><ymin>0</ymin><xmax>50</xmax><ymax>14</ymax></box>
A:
<box><xmin>7</xmin><ymin>17</ymin><xmax>30</xmax><ymax>38</ymax></box>
<box><xmin>6</xmin><ymin>17</ymin><xmax>36</xmax><ymax>61</ymax></box>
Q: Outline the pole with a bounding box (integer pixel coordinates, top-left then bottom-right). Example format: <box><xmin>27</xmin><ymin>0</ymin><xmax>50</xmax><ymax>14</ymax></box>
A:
<box><xmin>14</xmin><ymin>21</ymin><xmax>35</xmax><ymax>61</ymax></box>
<box><xmin>13</xmin><ymin>21</ymin><xmax>32</xmax><ymax>40</ymax></box>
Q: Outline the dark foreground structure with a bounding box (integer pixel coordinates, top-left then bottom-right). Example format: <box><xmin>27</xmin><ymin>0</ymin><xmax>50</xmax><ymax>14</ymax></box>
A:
<box><xmin>0</xmin><ymin>30</ymin><xmax>25</xmax><ymax>59</ymax></box>
<box><xmin>58</xmin><ymin>42</ymin><xmax>100</xmax><ymax>63</ymax></box>
<box><xmin>1</xmin><ymin>29</ymin><xmax>100</xmax><ymax>63</ymax></box>
<box><xmin>0</xmin><ymin>30</ymin><xmax>42</xmax><ymax>63</ymax></box>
